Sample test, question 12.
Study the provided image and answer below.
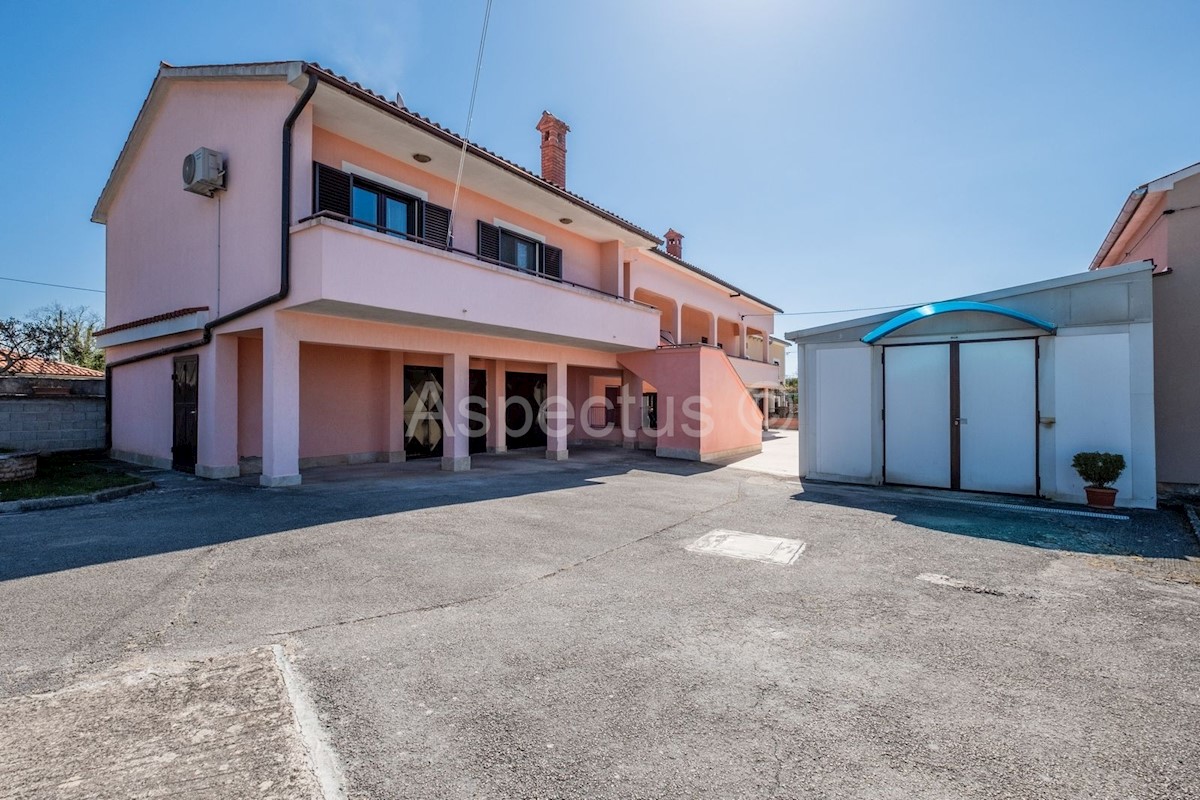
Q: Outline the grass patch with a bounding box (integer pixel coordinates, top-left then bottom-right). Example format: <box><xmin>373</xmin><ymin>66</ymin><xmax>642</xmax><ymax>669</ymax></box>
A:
<box><xmin>0</xmin><ymin>454</ymin><xmax>142</xmax><ymax>502</ymax></box>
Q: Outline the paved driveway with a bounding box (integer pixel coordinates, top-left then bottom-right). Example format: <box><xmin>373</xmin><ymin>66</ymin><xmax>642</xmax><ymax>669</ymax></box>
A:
<box><xmin>1</xmin><ymin>448</ymin><xmax>1198</xmax><ymax>799</ymax></box>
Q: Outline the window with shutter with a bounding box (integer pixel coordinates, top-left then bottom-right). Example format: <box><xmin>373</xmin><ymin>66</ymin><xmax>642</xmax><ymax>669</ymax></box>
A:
<box><xmin>477</xmin><ymin>221</ymin><xmax>501</xmax><ymax>263</ymax></box>
<box><xmin>423</xmin><ymin>204</ymin><xmax>452</xmax><ymax>249</ymax></box>
<box><xmin>314</xmin><ymin>163</ymin><xmax>352</xmax><ymax>218</ymax></box>
<box><xmin>543</xmin><ymin>245</ymin><xmax>563</xmax><ymax>281</ymax></box>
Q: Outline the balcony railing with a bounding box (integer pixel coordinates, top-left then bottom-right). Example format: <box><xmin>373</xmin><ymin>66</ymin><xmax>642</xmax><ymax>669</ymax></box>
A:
<box><xmin>297</xmin><ymin>210</ymin><xmax>650</xmax><ymax>309</ymax></box>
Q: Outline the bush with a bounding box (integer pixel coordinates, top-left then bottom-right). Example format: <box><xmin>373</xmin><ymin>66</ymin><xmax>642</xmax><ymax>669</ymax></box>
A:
<box><xmin>1072</xmin><ymin>452</ymin><xmax>1126</xmax><ymax>488</ymax></box>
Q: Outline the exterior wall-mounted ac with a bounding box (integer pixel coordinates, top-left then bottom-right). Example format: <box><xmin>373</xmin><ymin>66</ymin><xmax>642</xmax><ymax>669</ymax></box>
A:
<box><xmin>182</xmin><ymin>147</ymin><xmax>225</xmax><ymax>196</ymax></box>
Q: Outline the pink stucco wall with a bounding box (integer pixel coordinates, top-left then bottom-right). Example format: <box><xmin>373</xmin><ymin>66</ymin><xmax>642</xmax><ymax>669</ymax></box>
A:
<box><xmin>105</xmin><ymin>80</ymin><xmax>312</xmax><ymax>329</ymax></box>
<box><xmin>312</xmin><ymin>128</ymin><xmax>608</xmax><ymax>291</ymax></box>
<box><xmin>299</xmin><ymin>344</ymin><xmax>389</xmax><ymax>458</ymax></box>
<box><xmin>238</xmin><ymin>336</ymin><xmax>263</xmax><ymax>459</ymax></box>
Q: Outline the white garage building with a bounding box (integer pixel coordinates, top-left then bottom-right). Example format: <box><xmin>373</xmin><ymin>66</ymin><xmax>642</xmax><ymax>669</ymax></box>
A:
<box><xmin>785</xmin><ymin>261</ymin><xmax>1157</xmax><ymax>508</ymax></box>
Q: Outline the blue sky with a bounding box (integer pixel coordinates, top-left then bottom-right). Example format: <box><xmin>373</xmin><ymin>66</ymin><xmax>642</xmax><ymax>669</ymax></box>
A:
<box><xmin>3</xmin><ymin>0</ymin><xmax>1199</xmax><ymax>375</ymax></box>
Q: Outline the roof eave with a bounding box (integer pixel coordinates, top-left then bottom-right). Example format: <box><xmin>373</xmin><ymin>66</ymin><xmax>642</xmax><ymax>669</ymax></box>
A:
<box><xmin>91</xmin><ymin>61</ymin><xmax>305</xmax><ymax>225</ymax></box>
<box><xmin>646</xmin><ymin>249</ymin><xmax>783</xmax><ymax>313</ymax></box>
<box><xmin>304</xmin><ymin>65</ymin><xmax>661</xmax><ymax>247</ymax></box>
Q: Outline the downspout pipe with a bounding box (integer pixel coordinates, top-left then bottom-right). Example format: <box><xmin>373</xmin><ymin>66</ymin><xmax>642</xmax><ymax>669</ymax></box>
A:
<box><xmin>103</xmin><ymin>71</ymin><xmax>319</xmax><ymax>451</ymax></box>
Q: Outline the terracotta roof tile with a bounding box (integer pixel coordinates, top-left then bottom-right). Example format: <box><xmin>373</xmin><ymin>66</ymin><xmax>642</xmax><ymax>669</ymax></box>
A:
<box><xmin>1</xmin><ymin>351</ymin><xmax>104</xmax><ymax>378</ymax></box>
<box><xmin>95</xmin><ymin>306</ymin><xmax>209</xmax><ymax>338</ymax></box>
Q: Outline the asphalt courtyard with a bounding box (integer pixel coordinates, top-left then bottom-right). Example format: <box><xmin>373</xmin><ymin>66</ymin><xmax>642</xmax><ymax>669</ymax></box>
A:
<box><xmin>2</xmin><ymin>446</ymin><xmax>1199</xmax><ymax>799</ymax></box>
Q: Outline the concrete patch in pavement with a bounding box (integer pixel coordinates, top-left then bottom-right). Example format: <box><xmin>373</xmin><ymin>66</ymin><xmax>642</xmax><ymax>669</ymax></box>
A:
<box><xmin>687</xmin><ymin>529</ymin><xmax>806</xmax><ymax>565</ymax></box>
<box><xmin>0</xmin><ymin>648</ymin><xmax>325</xmax><ymax>799</ymax></box>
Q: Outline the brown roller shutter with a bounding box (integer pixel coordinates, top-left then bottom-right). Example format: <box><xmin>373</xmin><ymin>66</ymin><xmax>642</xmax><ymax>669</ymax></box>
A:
<box><xmin>543</xmin><ymin>245</ymin><xmax>563</xmax><ymax>280</ymax></box>
<box><xmin>313</xmin><ymin>163</ymin><xmax>352</xmax><ymax>218</ymax></box>
<box><xmin>477</xmin><ymin>220</ymin><xmax>501</xmax><ymax>263</ymax></box>
<box><xmin>423</xmin><ymin>203</ymin><xmax>452</xmax><ymax>249</ymax></box>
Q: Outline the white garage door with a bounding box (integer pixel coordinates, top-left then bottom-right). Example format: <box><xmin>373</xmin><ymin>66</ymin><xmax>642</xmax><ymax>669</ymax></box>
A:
<box><xmin>959</xmin><ymin>340</ymin><xmax>1037</xmax><ymax>494</ymax></box>
<box><xmin>884</xmin><ymin>344</ymin><xmax>951</xmax><ymax>488</ymax></box>
<box><xmin>884</xmin><ymin>340</ymin><xmax>1038</xmax><ymax>495</ymax></box>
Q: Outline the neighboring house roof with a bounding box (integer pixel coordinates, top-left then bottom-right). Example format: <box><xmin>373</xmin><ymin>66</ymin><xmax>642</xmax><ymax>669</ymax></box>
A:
<box><xmin>1090</xmin><ymin>160</ymin><xmax>1200</xmax><ymax>270</ymax></box>
<box><xmin>1</xmin><ymin>351</ymin><xmax>104</xmax><ymax>378</ymax></box>
<box><xmin>91</xmin><ymin>61</ymin><xmax>780</xmax><ymax>317</ymax></box>
<box><xmin>94</xmin><ymin>306</ymin><xmax>209</xmax><ymax>337</ymax></box>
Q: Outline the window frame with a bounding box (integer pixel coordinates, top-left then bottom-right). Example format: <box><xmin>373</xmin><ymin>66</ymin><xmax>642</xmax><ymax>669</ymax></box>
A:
<box><xmin>349</xmin><ymin>174</ymin><xmax>420</xmax><ymax>240</ymax></box>
<box><xmin>497</xmin><ymin>228</ymin><xmax>543</xmax><ymax>274</ymax></box>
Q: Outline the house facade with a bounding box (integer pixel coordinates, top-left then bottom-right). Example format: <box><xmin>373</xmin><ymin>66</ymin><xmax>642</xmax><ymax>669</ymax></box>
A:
<box><xmin>1090</xmin><ymin>161</ymin><xmax>1200</xmax><ymax>497</ymax></box>
<box><xmin>93</xmin><ymin>62</ymin><xmax>784</xmax><ymax>486</ymax></box>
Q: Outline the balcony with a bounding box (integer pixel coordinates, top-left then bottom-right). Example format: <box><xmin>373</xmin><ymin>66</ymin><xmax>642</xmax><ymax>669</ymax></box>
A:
<box><xmin>727</xmin><ymin>353</ymin><xmax>784</xmax><ymax>389</ymax></box>
<box><xmin>285</xmin><ymin>216</ymin><xmax>660</xmax><ymax>351</ymax></box>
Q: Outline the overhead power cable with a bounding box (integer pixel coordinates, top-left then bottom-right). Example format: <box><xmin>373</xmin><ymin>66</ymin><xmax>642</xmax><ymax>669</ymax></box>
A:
<box><xmin>448</xmin><ymin>0</ymin><xmax>494</xmax><ymax>244</ymax></box>
<box><xmin>0</xmin><ymin>275</ymin><xmax>105</xmax><ymax>294</ymax></box>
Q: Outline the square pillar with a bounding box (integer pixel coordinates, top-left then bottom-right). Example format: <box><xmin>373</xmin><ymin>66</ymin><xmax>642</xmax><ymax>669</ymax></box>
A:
<box><xmin>761</xmin><ymin>391</ymin><xmax>770</xmax><ymax>431</ymax></box>
<box><xmin>672</xmin><ymin>304</ymin><xmax>682</xmax><ymax>345</ymax></box>
<box><xmin>486</xmin><ymin>359</ymin><xmax>507</xmax><ymax>454</ymax></box>
<box><xmin>708</xmin><ymin>314</ymin><xmax>718</xmax><ymax>347</ymax></box>
<box><xmin>620</xmin><ymin>369</ymin><xmax>643</xmax><ymax>449</ymax></box>
<box><xmin>387</xmin><ymin>351</ymin><xmax>406</xmax><ymax>462</ymax></box>
<box><xmin>196</xmin><ymin>334</ymin><xmax>239</xmax><ymax>479</ymax></box>
<box><xmin>261</xmin><ymin>318</ymin><xmax>300</xmax><ymax>487</ymax></box>
<box><xmin>441</xmin><ymin>352</ymin><xmax>471</xmax><ymax>472</ymax></box>
<box><xmin>546</xmin><ymin>360</ymin><xmax>568</xmax><ymax>460</ymax></box>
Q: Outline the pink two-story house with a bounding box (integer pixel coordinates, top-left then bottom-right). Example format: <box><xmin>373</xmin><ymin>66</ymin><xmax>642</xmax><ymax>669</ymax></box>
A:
<box><xmin>93</xmin><ymin>61</ymin><xmax>784</xmax><ymax>486</ymax></box>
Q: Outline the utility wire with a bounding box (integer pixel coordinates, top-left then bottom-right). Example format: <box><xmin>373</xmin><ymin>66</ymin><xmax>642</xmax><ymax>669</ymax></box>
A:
<box><xmin>741</xmin><ymin>301</ymin><xmax>929</xmax><ymax>319</ymax></box>
<box><xmin>0</xmin><ymin>275</ymin><xmax>104</xmax><ymax>294</ymax></box>
<box><xmin>448</xmin><ymin>0</ymin><xmax>494</xmax><ymax>245</ymax></box>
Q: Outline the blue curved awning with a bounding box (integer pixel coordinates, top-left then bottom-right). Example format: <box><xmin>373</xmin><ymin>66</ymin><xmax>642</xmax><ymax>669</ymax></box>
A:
<box><xmin>861</xmin><ymin>300</ymin><xmax>1057</xmax><ymax>344</ymax></box>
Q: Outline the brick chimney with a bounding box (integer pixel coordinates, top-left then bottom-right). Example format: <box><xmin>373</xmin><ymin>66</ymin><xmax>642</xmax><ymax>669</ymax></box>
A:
<box><xmin>536</xmin><ymin>111</ymin><xmax>570</xmax><ymax>187</ymax></box>
<box><xmin>664</xmin><ymin>229</ymin><xmax>684</xmax><ymax>259</ymax></box>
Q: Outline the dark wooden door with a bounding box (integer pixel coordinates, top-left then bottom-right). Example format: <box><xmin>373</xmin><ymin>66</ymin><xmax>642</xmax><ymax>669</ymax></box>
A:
<box><xmin>172</xmin><ymin>356</ymin><xmax>199</xmax><ymax>473</ymax></box>
<box><xmin>469</xmin><ymin>369</ymin><xmax>487</xmax><ymax>455</ymax></box>
<box><xmin>505</xmin><ymin>371</ymin><xmax>548</xmax><ymax>450</ymax></box>
<box><xmin>404</xmin><ymin>366</ymin><xmax>444</xmax><ymax>459</ymax></box>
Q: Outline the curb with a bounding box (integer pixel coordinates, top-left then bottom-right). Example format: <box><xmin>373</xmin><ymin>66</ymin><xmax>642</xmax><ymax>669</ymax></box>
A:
<box><xmin>1185</xmin><ymin>504</ymin><xmax>1200</xmax><ymax>549</ymax></box>
<box><xmin>0</xmin><ymin>480</ymin><xmax>156</xmax><ymax>514</ymax></box>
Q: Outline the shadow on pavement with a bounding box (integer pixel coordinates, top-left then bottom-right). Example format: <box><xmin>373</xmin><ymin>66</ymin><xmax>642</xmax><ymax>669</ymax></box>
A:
<box><xmin>0</xmin><ymin>447</ymin><xmax>717</xmax><ymax>582</ymax></box>
<box><xmin>791</xmin><ymin>481</ymin><xmax>1198</xmax><ymax>560</ymax></box>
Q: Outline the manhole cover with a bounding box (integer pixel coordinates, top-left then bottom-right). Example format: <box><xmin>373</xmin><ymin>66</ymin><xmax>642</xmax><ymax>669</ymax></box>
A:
<box><xmin>687</xmin><ymin>529</ymin><xmax>806</xmax><ymax>565</ymax></box>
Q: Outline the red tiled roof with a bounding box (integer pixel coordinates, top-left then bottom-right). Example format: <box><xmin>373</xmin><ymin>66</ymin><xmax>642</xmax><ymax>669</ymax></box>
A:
<box><xmin>1</xmin><ymin>351</ymin><xmax>104</xmax><ymax>378</ymax></box>
<box><xmin>94</xmin><ymin>306</ymin><xmax>209</xmax><ymax>337</ymax></box>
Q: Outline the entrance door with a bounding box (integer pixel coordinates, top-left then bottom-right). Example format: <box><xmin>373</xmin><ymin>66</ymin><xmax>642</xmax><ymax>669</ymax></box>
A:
<box><xmin>883</xmin><ymin>344</ymin><xmax>951</xmax><ymax>488</ymax></box>
<box><xmin>505</xmin><ymin>371</ymin><xmax>548</xmax><ymax>450</ymax></box>
<box><xmin>171</xmin><ymin>355</ymin><xmax>199</xmax><ymax>473</ymax></box>
<box><xmin>959</xmin><ymin>340</ymin><xmax>1036</xmax><ymax>494</ymax></box>
<box><xmin>468</xmin><ymin>369</ymin><xmax>487</xmax><ymax>455</ymax></box>
<box><xmin>883</xmin><ymin>340</ymin><xmax>1037</xmax><ymax>494</ymax></box>
<box><xmin>404</xmin><ymin>366</ymin><xmax>443</xmax><ymax>459</ymax></box>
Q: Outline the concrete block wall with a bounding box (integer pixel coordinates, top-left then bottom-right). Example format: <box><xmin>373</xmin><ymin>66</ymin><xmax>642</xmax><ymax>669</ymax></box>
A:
<box><xmin>0</xmin><ymin>397</ymin><xmax>107</xmax><ymax>453</ymax></box>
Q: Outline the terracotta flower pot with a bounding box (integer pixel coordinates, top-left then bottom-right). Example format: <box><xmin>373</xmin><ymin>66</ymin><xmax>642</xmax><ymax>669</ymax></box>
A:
<box><xmin>1084</xmin><ymin>486</ymin><xmax>1117</xmax><ymax>508</ymax></box>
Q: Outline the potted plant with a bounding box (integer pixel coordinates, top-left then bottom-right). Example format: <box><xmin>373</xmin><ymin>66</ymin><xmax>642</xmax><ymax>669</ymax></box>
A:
<box><xmin>1071</xmin><ymin>451</ymin><xmax>1126</xmax><ymax>508</ymax></box>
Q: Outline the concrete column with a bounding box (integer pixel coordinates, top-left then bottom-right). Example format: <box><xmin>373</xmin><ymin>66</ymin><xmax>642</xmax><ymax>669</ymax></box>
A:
<box><xmin>761</xmin><ymin>391</ymin><xmax>770</xmax><ymax>431</ymax></box>
<box><xmin>708</xmin><ymin>313</ymin><xmax>718</xmax><ymax>347</ymax></box>
<box><xmin>261</xmin><ymin>318</ymin><xmax>300</xmax><ymax>487</ymax></box>
<box><xmin>441</xmin><ymin>351</ymin><xmax>471</xmax><ymax>472</ymax></box>
<box><xmin>737</xmin><ymin>323</ymin><xmax>747</xmax><ymax>359</ymax></box>
<box><xmin>387</xmin><ymin>351</ymin><xmax>406</xmax><ymax>462</ymax></box>
<box><xmin>546</xmin><ymin>360</ymin><xmax>569</xmax><ymax>460</ymax></box>
<box><xmin>620</xmin><ymin>369</ymin><xmax>643</xmax><ymax>449</ymax></box>
<box><xmin>672</xmin><ymin>304</ymin><xmax>682</xmax><ymax>345</ymax></box>
<box><xmin>196</xmin><ymin>334</ymin><xmax>239</xmax><ymax>479</ymax></box>
<box><xmin>486</xmin><ymin>359</ymin><xmax>507</xmax><ymax>453</ymax></box>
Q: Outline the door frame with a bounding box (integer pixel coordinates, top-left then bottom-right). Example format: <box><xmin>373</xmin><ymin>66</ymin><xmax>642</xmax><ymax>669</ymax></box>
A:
<box><xmin>171</xmin><ymin>354</ymin><xmax>199</xmax><ymax>474</ymax></box>
<box><xmin>881</xmin><ymin>336</ymin><xmax>1041</xmax><ymax>495</ymax></box>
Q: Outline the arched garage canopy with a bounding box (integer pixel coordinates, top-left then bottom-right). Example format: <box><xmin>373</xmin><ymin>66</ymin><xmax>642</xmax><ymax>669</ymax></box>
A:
<box><xmin>860</xmin><ymin>301</ymin><xmax>1057</xmax><ymax>344</ymax></box>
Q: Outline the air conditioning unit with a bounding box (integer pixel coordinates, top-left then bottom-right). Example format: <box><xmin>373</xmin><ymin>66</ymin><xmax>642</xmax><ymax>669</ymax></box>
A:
<box><xmin>182</xmin><ymin>147</ymin><xmax>225</xmax><ymax>196</ymax></box>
